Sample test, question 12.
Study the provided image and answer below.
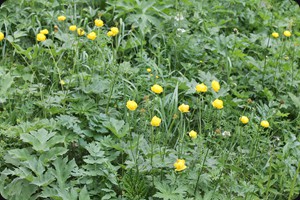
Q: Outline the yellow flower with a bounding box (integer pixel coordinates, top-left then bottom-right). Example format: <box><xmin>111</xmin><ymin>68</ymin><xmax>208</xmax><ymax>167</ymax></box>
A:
<box><xmin>111</xmin><ymin>27</ymin><xmax>119</xmax><ymax>36</ymax></box>
<box><xmin>188</xmin><ymin>130</ymin><xmax>197</xmax><ymax>139</ymax></box>
<box><xmin>126</xmin><ymin>100</ymin><xmax>138</xmax><ymax>111</ymax></box>
<box><xmin>151</xmin><ymin>84</ymin><xmax>163</xmax><ymax>94</ymax></box>
<box><xmin>107</xmin><ymin>31</ymin><xmax>114</xmax><ymax>37</ymax></box>
<box><xmin>260</xmin><ymin>120</ymin><xmax>270</xmax><ymax>128</ymax></box>
<box><xmin>212</xmin><ymin>99</ymin><xmax>223</xmax><ymax>109</ymax></box>
<box><xmin>272</xmin><ymin>32</ymin><xmax>279</xmax><ymax>38</ymax></box>
<box><xmin>87</xmin><ymin>32</ymin><xmax>97</xmax><ymax>40</ymax></box>
<box><xmin>36</xmin><ymin>33</ymin><xmax>46</xmax><ymax>42</ymax></box>
<box><xmin>77</xmin><ymin>28</ymin><xmax>85</xmax><ymax>36</ymax></box>
<box><xmin>57</xmin><ymin>15</ymin><xmax>66</xmax><ymax>21</ymax></box>
<box><xmin>174</xmin><ymin>159</ymin><xmax>187</xmax><ymax>172</ymax></box>
<box><xmin>0</xmin><ymin>32</ymin><xmax>4</xmax><ymax>41</ymax></box>
<box><xmin>196</xmin><ymin>83</ymin><xmax>208</xmax><ymax>93</ymax></box>
<box><xmin>156</xmin><ymin>76</ymin><xmax>159</xmax><ymax>79</ymax></box>
<box><xmin>178</xmin><ymin>103</ymin><xmax>189</xmax><ymax>113</ymax></box>
<box><xmin>211</xmin><ymin>80</ymin><xmax>220</xmax><ymax>92</ymax></box>
<box><xmin>151</xmin><ymin>116</ymin><xmax>161</xmax><ymax>127</ymax></box>
<box><xmin>95</xmin><ymin>19</ymin><xmax>104</xmax><ymax>27</ymax></box>
<box><xmin>60</xmin><ymin>80</ymin><xmax>66</xmax><ymax>85</ymax></box>
<box><xmin>69</xmin><ymin>25</ymin><xmax>77</xmax><ymax>31</ymax></box>
<box><xmin>40</xmin><ymin>29</ymin><xmax>49</xmax><ymax>35</ymax></box>
<box><xmin>240</xmin><ymin>116</ymin><xmax>249</xmax><ymax>124</ymax></box>
<box><xmin>283</xmin><ymin>30</ymin><xmax>291</xmax><ymax>37</ymax></box>
<box><xmin>147</xmin><ymin>68</ymin><xmax>151</xmax><ymax>72</ymax></box>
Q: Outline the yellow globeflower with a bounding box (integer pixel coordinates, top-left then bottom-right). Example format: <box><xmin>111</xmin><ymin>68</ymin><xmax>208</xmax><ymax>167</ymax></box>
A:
<box><xmin>211</xmin><ymin>80</ymin><xmax>220</xmax><ymax>92</ymax></box>
<box><xmin>0</xmin><ymin>32</ymin><xmax>4</xmax><ymax>41</ymax></box>
<box><xmin>188</xmin><ymin>130</ymin><xmax>197</xmax><ymax>139</ymax></box>
<box><xmin>60</xmin><ymin>80</ymin><xmax>66</xmax><ymax>85</ymax></box>
<box><xmin>147</xmin><ymin>68</ymin><xmax>151</xmax><ymax>73</ymax></box>
<box><xmin>151</xmin><ymin>116</ymin><xmax>161</xmax><ymax>127</ymax></box>
<box><xmin>94</xmin><ymin>19</ymin><xmax>104</xmax><ymax>27</ymax></box>
<box><xmin>107</xmin><ymin>31</ymin><xmax>114</xmax><ymax>37</ymax></box>
<box><xmin>36</xmin><ymin>33</ymin><xmax>46</xmax><ymax>42</ymax></box>
<box><xmin>196</xmin><ymin>83</ymin><xmax>208</xmax><ymax>93</ymax></box>
<box><xmin>151</xmin><ymin>84</ymin><xmax>163</xmax><ymax>94</ymax></box>
<box><xmin>40</xmin><ymin>29</ymin><xmax>49</xmax><ymax>35</ymax></box>
<box><xmin>260</xmin><ymin>120</ymin><xmax>270</xmax><ymax>128</ymax></box>
<box><xmin>212</xmin><ymin>99</ymin><xmax>223</xmax><ymax>109</ymax></box>
<box><xmin>174</xmin><ymin>159</ymin><xmax>187</xmax><ymax>172</ymax></box>
<box><xmin>87</xmin><ymin>32</ymin><xmax>97</xmax><ymax>40</ymax></box>
<box><xmin>57</xmin><ymin>15</ymin><xmax>66</xmax><ymax>21</ymax></box>
<box><xmin>111</xmin><ymin>27</ymin><xmax>119</xmax><ymax>36</ymax></box>
<box><xmin>240</xmin><ymin>116</ymin><xmax>249</xmax><ymax>124</ymax></box>
<box><xmin>69</xmin><ymin>25</ymin><xmax>77</xmax><ymax>31</ymax></box>
<box><xmin>126</xmin><ymin>100</ymin><xmax>138</xmax><ymax>111</ymax></box>
<box><xmin>272</xmin><ymin>32</ymin><xmax>279</xmax><ymax>38</ymax></box>
<box><xmin>77</xmin><ymin>28</ymin><xmax>85</xmax><ymax>36</ymax></box>
<box><xmin>178</xmin><ymin>103</ymin><xmax>189</xmax><ymax>113</ymax></box>
<box><xmin>283</xmin><ymin>30</ymin><xmax>291</xmax><ymax>37</ymax></box>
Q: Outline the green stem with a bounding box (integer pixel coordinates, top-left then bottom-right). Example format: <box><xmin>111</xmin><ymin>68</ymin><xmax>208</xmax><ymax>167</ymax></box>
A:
<box><xmin>194</xmin><ymin>147</ymin><xmax>209</xmax><ymax>196</ymax></box>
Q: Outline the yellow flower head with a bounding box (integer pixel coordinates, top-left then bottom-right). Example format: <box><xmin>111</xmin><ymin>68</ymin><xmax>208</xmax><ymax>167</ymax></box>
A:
<box><xmin>174</xmin><ymin>159</ymin><xmax>187</xmax><ymax>172</ymax></box>
<box><xmin>126</xmin><ymin>100</ymin><xmax>138</xmax><ymax>111</ymax></box>
<box><xmin>151</xmin><ymin>84</ymin><xmax>163</xmax><ymax>94</ymax></box>
<box><xmin>151</xmin><ymin>116</ymin><xmax>161</xmax><ymax>127</ymax></box>
<box><xmin>57</xmin><ymin>15</ymin><xmax>66</xmax><ymax>21</ymax></box>
<box><xmin>36</xmin><ymin>33</ymin><xmax>46</xmax><ymax>42</ymax></box>
<box><xmin>87</xmin><ymin>32</ymin><xmax>97</xmax><ymax>40</ymax></box>
<box><xmin>95</xmin><ymin>19</ymin><xmax>104</xmax><ymax>27</ymax></box>
<box><xmin>283</xmin><ymin>30</ymin><xmax>291</xmax><ymax>37</ymax></box>
<box><xmin>211</xmin><ymin>80</ymin><xmax>220</xmax><ymax>92</ymax></box>
<box><xmin>107</xmin><ymin>31</ymin><xmax>114</xmax><ymax>37</ymax></box>
<box><xmin>178</xmin><ymin>103</ymin><xmax>189</xmax><ymax>113</ymax></box>
<box><xmin>111</xmin><ymin>27</ymin><xmax>119</xmax><ymax>36</ymax></box>
<box><xmin>260</xmin><ymin>120</ymin><xmax>269</xmax><ymax>128</ymax></box>
<box><xmin>0</xmin><ymin>32</ymin><xmax>4</xmax><ymax>41</ymax></box>
<box><xmin>69</xmin><ymin>25</ymin><xmax>77</xmax><ymax>31</ymax></box>
<box><xmin>77</xmin><ymin>28</ymin><xmax>85</xmax><ymax>36</ymax></box>
<box><xmin>60</xmin><ymin>80</ymin><xmax>66</xmax><ymax>85</ymax></box>
<box><xmin>212</xmin><ymin>99</ymin><xmax>223</xmax><ymax>109</ymax></box>
<box><xmin>188</xmin><ymin>130</ymin><xmax>197</xmax><ymax>139</ymax></box>
<box><xmin>196</xmin><ymin>83</ymin><xmax>208</xmax><ymax>93</ymax></box>
<box><xmin>240</xmin><ymin>116</ymin><xmax>249</xmax><ymax>124</ymax></box>
<box><xmin>40</xmin><ymin>29</ymin><xmax>49</xmax><ymax>35</ymax></box>
<box><xmin>147</xmin><ymin>68</ymin><xmax>151</xmax><ymax>72</ymax></box>
<box><xmin>272</xmin><ymin>32</ymin><xmax>279</xmax><ymax>38</ymax></box>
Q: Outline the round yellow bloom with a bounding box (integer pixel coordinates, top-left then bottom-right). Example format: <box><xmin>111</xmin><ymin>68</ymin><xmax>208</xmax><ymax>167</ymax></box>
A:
<box><xmin>111</xmin><ymin>27</ymin><xmax>119</xmax><ymax>36</ymax></box>
<box><xmin>77</xmin><ymin>28</ymin><xmax>85</xmax><ymax>36</ymax></box>
<box><xmin>126</xmin><ymin>100</ymin><xmax>138</xmax><ymax>111</ymax></box>
<box><xmin>272</xmin><ymin>32</ymin><xmax>279</xmax><ymax>38</ymax></box>
<box><xmin>36</xmin><ymin>33</ymin><xmax>46</xmax><ymax>42</ymax></box>
<box><xmin>211</xmin><ymin>80</ymin><xmax>220</xmax><ymax>92</ymax></box>
<box><xmin>240</xmin><ymin>116</ymin><xmax>249</xmax><ymax>124</ymax></box>
<box><xmin>212</xmin><ymin>99</ymin><xmax>223</xmax><ymax>109</ymax></box>
<box><xmin>260</xmin><ymin>120</ymin><xmax>270</xmax><ymax>128</ymax></box>
<box><xmin>40</xmin><ymin>29</ymin><xmax>49</xmax><ymax>35</ymax></box>
<box><xmin>107</xmin><ymin>31</ymin><xmax>114</xmax><ymax>37</ymax></box>
<box><xmin>147</xmin><ymin>68</ymin><xmax>151</xmax><ymax>72</ymax></box>
<box><xmin>94</xmin><ymin>19</ymin><xmax>104</xmax><ymax>27</ymax></box>
<box><xmin>283</xmin><ymin>30</ymin><xmax>291</xmax><ymax>37</ymax></box>
<box><xmin>69</xmin><ymin>25</ymin><xmax>77</xmax><ymax>31</ymax></box>
<box><xmin>174</xmin><ymin>159</ymin><xmax>187</xmax><ymax>172</ymax></box>
<box><xmin>178</xmin><ymin>103</ymin><xmax>189</xmax><ymax>113</ymax></box>
<box><xmin>196</xmin><ymin>83</ymin><xmax>208</xmax><ymax>93</ymax></box>
<box><xmin>57</xmin><ymin>15</ymin><xmax>66</xmax><ymax>21</ymax></box>
<box><xmin>188</xmin><ymin>130</ymin><xmax>197</xmax><ymax>139</ymax></box>
<box><xmin>60</xmin><ymin>80</ymin><xmax>66</xmax><ymax>85</ymax></box>
<box><xmin>87</xmin><ymin>32</ymin><xmax>97</xmax><ymax>40</ymax></box>
<box><xmin>0</xmin><ymin>32</ymin><xmax>4</xmax><ymax>41</ymax></box>
<box><xmin>156</xmin><ymin>76</ymin><xmax>159</xmax><ymax>79</ymax></box>
<box><xmin>151</xmin><ymin>84</ymin><xmax>163</xmax><ymax>94</ymax></box>
<box><xmin>151</xmin><ymin>116</ymin><xmax>161</xmax><ymax>127</ymax></box>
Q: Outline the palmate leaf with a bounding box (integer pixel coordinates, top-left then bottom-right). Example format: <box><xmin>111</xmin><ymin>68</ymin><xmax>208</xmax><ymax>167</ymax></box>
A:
<box><xmin>79</xmin><ymin>186</ymin><xmax>91</xmax><ymax>200</ymax></box>
<box><xmin>154</xmin><ymin>181</ymin><xmax>187</xmax><ymax>200</ymax></box>
<box><xmin>20</xmin><ymin>129</ymin><xmax>65</xmax><ymax>152</ymax></box>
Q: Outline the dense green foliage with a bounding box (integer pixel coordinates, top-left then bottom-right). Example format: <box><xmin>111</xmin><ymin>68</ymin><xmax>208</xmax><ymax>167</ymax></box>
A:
<box><xmin>0</xmin><ymin>0</ymin><xmax>299</xmax><ymax>199</ymax></box>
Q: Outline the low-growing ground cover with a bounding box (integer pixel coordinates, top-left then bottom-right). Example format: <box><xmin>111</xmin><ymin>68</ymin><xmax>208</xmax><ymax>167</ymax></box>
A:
<box><xmin>0</xmin><ymin>0</ymin><xmax>299</xmax><ymax>199</ymax></box>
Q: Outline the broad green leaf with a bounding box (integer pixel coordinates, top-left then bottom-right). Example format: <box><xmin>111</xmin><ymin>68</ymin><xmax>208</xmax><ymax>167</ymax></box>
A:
<box><xmin>79</xmin><ymin>186</ymin><xmax>91</xmax><ymax>200</ymax></box>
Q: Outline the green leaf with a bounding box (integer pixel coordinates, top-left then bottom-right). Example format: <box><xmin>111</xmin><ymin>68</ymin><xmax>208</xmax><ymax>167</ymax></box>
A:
<box><xmin>79</xmin><ymin>186</ymin><xmax>91</xmax><ymax>200</ymax></box>
<box><xmin>288</xmin><ymin>92</ymin><xmax>300</xmax><ymax>108</ymax></box>
<box><xmin>103</xmin><ymin>118</ymin><xmax>129</xmax><ymax>138</ymax></box>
